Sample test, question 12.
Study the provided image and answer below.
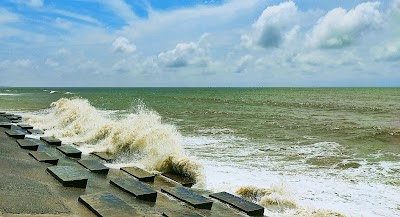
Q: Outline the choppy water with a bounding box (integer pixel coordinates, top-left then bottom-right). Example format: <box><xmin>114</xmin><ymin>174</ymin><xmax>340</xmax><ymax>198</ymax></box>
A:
<box><xmin>1</xmin><ymin>87</ymin><xmax>399</xmax><ymax>216</ymax></box>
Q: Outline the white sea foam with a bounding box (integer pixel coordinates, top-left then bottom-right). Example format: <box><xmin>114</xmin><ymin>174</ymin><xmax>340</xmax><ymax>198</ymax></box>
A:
<box><xmin>23</xmin><ymin>98</ymin><xmax>204</xmax><ymax>182</ymax></box>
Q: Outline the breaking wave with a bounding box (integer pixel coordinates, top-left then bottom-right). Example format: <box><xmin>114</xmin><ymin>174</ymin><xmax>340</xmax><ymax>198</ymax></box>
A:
<box><xmin>236</xmin><ymin>185</ymin><xmax>348</xmax><ymax>217</ymax></box>
<box><xmin>24</xmin><ymin>98</ymin><xmax>203</xmax><ymax>182</ymax></box>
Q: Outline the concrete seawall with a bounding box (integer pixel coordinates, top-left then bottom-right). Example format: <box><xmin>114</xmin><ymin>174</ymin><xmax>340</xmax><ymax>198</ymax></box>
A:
<box><xmin>0</xmin><ymin>113</ymin><xmax>264</xmax><ymax>217</ymax></box>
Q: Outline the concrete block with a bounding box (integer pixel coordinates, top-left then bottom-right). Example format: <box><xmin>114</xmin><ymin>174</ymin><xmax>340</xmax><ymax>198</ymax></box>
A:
<box><xmin>27</xmin><ymin>129</ymin><xmax>44</xmax><ymax>134</ymax></box>
<box><xmin>40</xmin><ymin>136</ymin><xmax>62</xmax><ymax>146</ymax></box>
<box><xmin>110</xmin><ymin>178</ymin><xmax>157</xmax><ymax>202</ymax></box>
<box><xmin>210</xmin><ymin>192</ymin><xmax>264</xmax><ymax>216</ymax></box>
<box><xmin>17</xmin><ymin>139</ymin><xmax>40</xmax><ymax>151</ymax></box>
<box><xmin>162</xmin><ymin>172</ymin><xmax>194</xmax><ymax>187</ymax></box>
<box><xmin>17</xmin><ymin>124</ymin><xmax>34</xmax><ymax>129</ymax></box>
<box><xmin>121</xmin><ymin>166</ymin><xmax>156</xmax><ymax>182</ymax></box>
<box><xmin>29</xmin><ymin>151</ymin><xmax>58</xmax><ymax>165</ymax></box>
<box><xmin>78</xmin><ymin>192</ymin><xmax>138</xmax><ymax>217</ymax></box>
<box><xmin>0</xmin><ymin>122</ymin><xmax>12</xmax><ymax>129</ymax></box>
<box><xmin>78</xmin><ymin>159</ymin><xmax>109</xmax><ymax>175</ymax></box>
<box><xmin>162</xmin><ymin>211</ymin><xmax>203</xmax><ymax>217</ymax></box>
<box><xmin>57</xmin><ymin>145</ymin><xmax>82</xmax><ymax>158</ymax></box>
<box><xmin>47</xmin><ymin>166</ymin><xmax>88</xmax><ymax>188</ymax></box>
<box><xmin>5</xmin><ymin>129</ymin><xmax>26</xmax><ymax>139</ymax></box>
<box><xmin>92</xmin><ymin>152</ymin><xmax>114</xmax><ymax>162</ymax></box>
<box><xmin>161</xmin><ymin>186</ymin><xmax>213</xmax><ymax>210</ymax></box>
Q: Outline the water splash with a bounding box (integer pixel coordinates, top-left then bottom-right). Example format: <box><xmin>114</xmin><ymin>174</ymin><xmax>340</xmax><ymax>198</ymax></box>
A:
<box><xmin>24</xmin><ymin>98</ymin><xmax>204</xmax><ymax>182</ymax></box>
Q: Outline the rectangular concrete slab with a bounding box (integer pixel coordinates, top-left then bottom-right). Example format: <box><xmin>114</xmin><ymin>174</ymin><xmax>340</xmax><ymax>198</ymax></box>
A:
<box><xmin>161</xmin><ymin>186</ymin><xmax>213</xmax><ymax>210</ymax></box>
<box><xmin>17</xmin><ymin>124</ymin><xmax>34</xmax><ymax>129</ymax></box>
<box><xmin>78</xmin><ymin>159</ymin><xmax>109</xmax><ymax>175</ymax></box>
<box><xmin>27</xmin><ymin>129</ymin><xmax>44</xmax><ymax>134</ymax></box>
<box><xmin>57</xmin><ymin>145</ymin><xmax>82</xmax><ymax>158</ymax></box>
<box><xmin>121</xmin><ymin>166</ymin><xmax>156</xmax><ymax>182</ymax></box>
<box><xmin>162</xmin><ymin>172</ymin><xmax>195</xmax><ymax>187</ymax></box>
<box><xmin>29</xmin><ymin>151</ymin><xmax>59</xmax><ymax>165</ymax></box>
<box><xmin>162</xmin><ymin>211</ymin><xmax>203</xmax><ymax>217</ymax></box>
<box><xmin>92</xmin><ymin>152</ymin><xmax>114</xmax><ymax>162</ymax></box>
<box><xmin>7</xmin><ymin>115</ymin><xmax>21</xmax><ymax>120</ymax></box>
<box><xmin>0</xmin><ymin>122</ymin><xmax>12</xmax><ymax>129</ymax></box>
<box><xmin>47</xmin><ymin>166</ymin><xmax>88</xmax><ymax>188</ymax></box>
<box><xmin>78</xmin><ymin>192</ymin><xmax>138</xmax><ymax>217</ymax></box>
<box><xmin>210</xmin><ymin>192</ymin><xmax>264</xmax><ymax>216</ymax></box>
<box><xmin>17</xmin><ymin>139</ymin><xmax>40</xmax><ymax>151</ymax></box>
<box><xmin>40</xmin><ymin>136</ymin><xmax>62</xmax><ymax>146</ymax></box>
<box><xmin>110</xmin><ymin>178</ymin><xmax>157</xmax><ymax>202</ymax></box>
<box><xmin>5</xmin><ymin>129</ymin><xmax>26</xmax><ymax>139</ymax></box>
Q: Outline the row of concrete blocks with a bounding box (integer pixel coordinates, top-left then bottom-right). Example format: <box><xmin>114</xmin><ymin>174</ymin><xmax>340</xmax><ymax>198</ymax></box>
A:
<box><xmin>2</xmin><ymin>121</ymin><xmax>265</xmax><ymax>217</ymax></box>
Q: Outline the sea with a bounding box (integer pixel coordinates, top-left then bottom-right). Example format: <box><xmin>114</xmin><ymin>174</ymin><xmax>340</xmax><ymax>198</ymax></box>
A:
<box><xmin>0</xmin><ymin>87</ymin><xmax>399</xmax><ymax>217</ymax></box>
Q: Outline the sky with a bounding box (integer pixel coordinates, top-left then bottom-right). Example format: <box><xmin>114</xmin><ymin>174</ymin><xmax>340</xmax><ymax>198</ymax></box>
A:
<box><xmin>0</xmin><ymin>0</ymin><xmax>399</xmax><ymax>87</ymax></box>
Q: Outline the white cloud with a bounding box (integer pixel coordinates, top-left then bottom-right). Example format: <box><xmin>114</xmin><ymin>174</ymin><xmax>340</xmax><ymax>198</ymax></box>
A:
<box><xmin>233</xmin><ymin>55</ymin><xmax>253</xmax><ymax>73</ymax></box>
<box><xmin>243</xmin><ymin>1</ymin><xmax>299</xmax><ymax>48</ymax></box>
<box><xmin>307</xmin><ymin>2</ymin><xmax>383</xmax><ymax>48</ymax></box>
<box><xmin>0</xmin><ymin>8</ymin><xmax>19</xmax><ymax>24</ymax></box>
<box><xmin>45</xmin><ymin>58</ymin><xmax>60</xmax><ymax>68</ymax></box>
<box><xmin>11</xmin><ymin>0</ymin><xmax>44</xmax><ymax>8</ymax></box>
<box><xmin>158</xmin><ymin>41</ymin><xmax>209</xmax><ymax>68</ymax></box>
<box><xmin>96</xmin><ymin>0</ymin><xmax>136</xmax><ymax>23</ymax></box>
<box><xmin>112</xmin><ymin>37</ymin><xmax>136</xmax><ymax>53</ymax></box>
<box><xmin>374</xmin><ymin>41</ymin><xmax>400</xmax><ymax>61</ymax></box>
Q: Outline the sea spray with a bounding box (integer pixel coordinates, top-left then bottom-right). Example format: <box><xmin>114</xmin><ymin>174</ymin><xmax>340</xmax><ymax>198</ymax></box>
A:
<box><xmin>24</xmin><ymin>98</ymin><xmax>204</xmax><ymax>182</ymax></box>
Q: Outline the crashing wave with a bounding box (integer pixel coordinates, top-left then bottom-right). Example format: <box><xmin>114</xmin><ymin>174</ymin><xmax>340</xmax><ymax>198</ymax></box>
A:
<box><xmin>24</xmin><ymin>98</ymin><xmax>204</xmax><ymax>182</ymax></box>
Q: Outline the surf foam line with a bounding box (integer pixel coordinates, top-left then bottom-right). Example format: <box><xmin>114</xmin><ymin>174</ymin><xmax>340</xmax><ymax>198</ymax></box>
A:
<box><xmin>24</xmin><ymin>98</ymin><xmax>204</xmax><ymax>182</ymax></box>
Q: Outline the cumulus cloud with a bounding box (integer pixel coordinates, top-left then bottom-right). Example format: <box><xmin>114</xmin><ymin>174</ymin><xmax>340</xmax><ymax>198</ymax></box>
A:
<box><xmin>242</xmin><ymin>1</ymin><xmax>299</xmax><ymax>48</ymax></box>
<box><xmin>158</xmin><ymin>41</ymin><xmax>209</xmax><ymax>68</ymax></box>
<box><xmin>112</xmin><ymin>37</ymin><xmax>136</xmax><ymax>54</ymax></box>
<box><xmin>307</xmin><ymin>2</ymin><xmax>383</xmax><ymax>48</ymax></box>
<box><xmin>233</xmin><ymin>55</ymin><xmax>253</xmax><ymax>73</ymax></box>
<box><xmin>45</xmin><ymin>58</ymin><xmax>60</xmax><ymax>68</ymax></box>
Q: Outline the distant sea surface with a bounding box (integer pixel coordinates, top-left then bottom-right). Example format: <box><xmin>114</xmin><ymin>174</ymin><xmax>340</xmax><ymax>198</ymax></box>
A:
<box><xmin>1</xmin><ymin>87</ymin><xmax>399</xmax><ymax>216</ymax></box>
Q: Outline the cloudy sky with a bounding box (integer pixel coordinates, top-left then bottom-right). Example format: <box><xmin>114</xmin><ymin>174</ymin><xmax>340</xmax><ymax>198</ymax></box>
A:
<box><xmin>0</xmin><ymin>0</ymin><xmax>399</xmax><ymax>87</ymax></box>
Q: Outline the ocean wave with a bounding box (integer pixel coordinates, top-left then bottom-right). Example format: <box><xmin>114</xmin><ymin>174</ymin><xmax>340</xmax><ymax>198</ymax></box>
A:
<box><xmin>0</xmin><ymin>93</ymin><xmax>19</xmax><ymax>96</ymax></box>
<box><xmin>236</xmin><ymin>185</ymin><xmax>348</xmax><ymax>217</ymax></box>
<box><xmin>23</xmin><ymin>98</ymin><xmax>204</xmax><ymax>182</ymax></box>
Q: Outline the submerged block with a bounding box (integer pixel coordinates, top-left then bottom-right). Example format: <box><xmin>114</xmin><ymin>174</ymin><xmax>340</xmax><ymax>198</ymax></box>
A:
<box><xmin>78</xmin><ymin>159</ymin><xmax>109</xmax><ymax>175</ymax></box>
<box><xmin>162</xmin><ymin>211</ymin><xmax>203</xmax><ymax>217</ymax></box>
<box><xmin>47</xmin><ymin>166</ymin><xmax>88</xmax><ymax>188</ymax></box>
<box><xmin>5</xmin><ymin>129</ymin><xmax>26</xmax><ymax>139</ymax></box>
<box><xmin>17</xmin><ymin>124</ymin><xmax>34</xmax><ymax>129</ymax></box>
<box><xmin>110</xmin><ymin>178</ymin><xmax>157</xmax><ymax>202</ymax></box>
<box><xmin>29</xmin><ymin>151</ymin><xmax>59</xmax><ymax>165</ymax></box>
<box><xmin>0</xmin><ymin>122</ymin><xmax>12</xmax><ymax>129</ymax></box>
<box><xmin>162</xmin><ymin>172</ymin><xmax>195</xmax><ymax>187</ymax></box>
<box><xmin>210</xmin><ymin>192</ymin><xmax>264</xmax><ymax>216</ymax></box>
<box><xmin>17</xmin><ymin>139</ymin><xmax>40</xmax><ymax>151</ymax></box>
<box><xmin>27</xmin><ymin>129</ymin><xmax>44</xmax><ymax>134</ymax></box>
<box><xmin>57</xmin><ymin>145</ymin><xmax>82</xmax><ymax>158</ymax></box>
<box><xmin>78</xmin><ymin>192</ymin><xmax>138</xmax><ymax>217</ymax></box>
<box><xmin>161</xmin><ymin>186</ymin><xmax>213</xmax><ymax>210</ymax></box>
<box><xmin>121</xmin><ymin>166</ymin><xmax>156</xmax><ymax>182</ymax></box>
<box><xmin>40</xmin><ymin>136</ymin><xmax>62</xmax><ymax>146</ymax></box>
<box><xmin>92</xmin><ymin>152</ymin><xmax>114</xmax><ymax>162</ymax></box>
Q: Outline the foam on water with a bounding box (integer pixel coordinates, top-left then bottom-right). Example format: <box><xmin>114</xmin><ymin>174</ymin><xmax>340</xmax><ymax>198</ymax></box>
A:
<box><xmin>23</xmin><ymin>98</ymin><xmax>203</xmax><ymax>182</ymax></box>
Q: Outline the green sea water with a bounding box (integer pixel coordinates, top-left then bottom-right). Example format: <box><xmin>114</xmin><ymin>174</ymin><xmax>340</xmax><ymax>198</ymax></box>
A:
<box><xmin>1</xmin><ymin>87</ymin><xmax>399</xmax><ymax>216</ymax></box>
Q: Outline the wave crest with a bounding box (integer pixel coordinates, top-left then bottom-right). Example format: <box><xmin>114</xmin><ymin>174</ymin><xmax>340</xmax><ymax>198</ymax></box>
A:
<box><xmin>24</xmin><ymin>98</ymin><xmax>203</xmax><ymax>182</ymax></box>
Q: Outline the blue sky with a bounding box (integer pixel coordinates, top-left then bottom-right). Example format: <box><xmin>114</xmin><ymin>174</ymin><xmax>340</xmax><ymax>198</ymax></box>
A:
<box><xmin>0</xmin><ymin>0</ymin><xmax>399</xmax><ymax>87</ymax></box>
